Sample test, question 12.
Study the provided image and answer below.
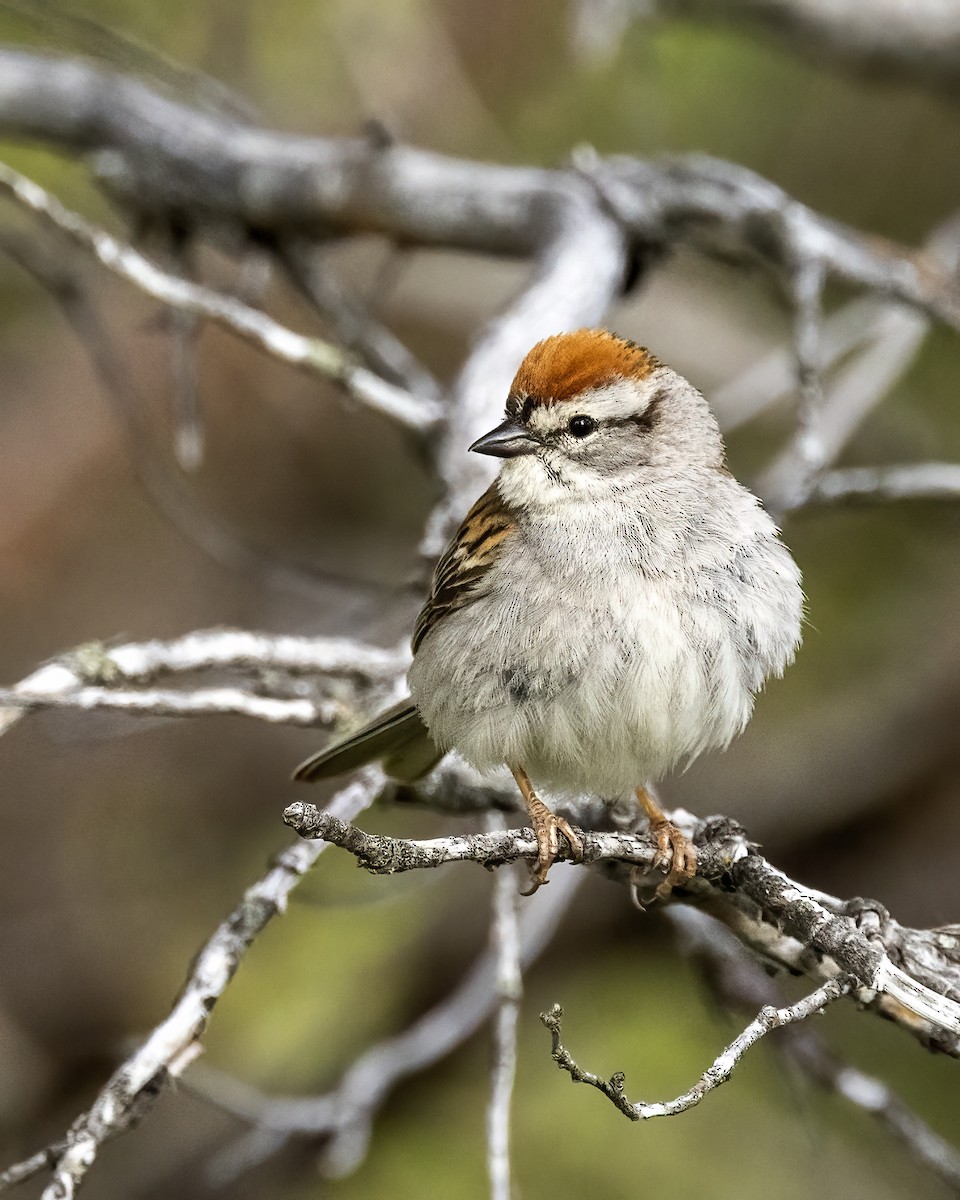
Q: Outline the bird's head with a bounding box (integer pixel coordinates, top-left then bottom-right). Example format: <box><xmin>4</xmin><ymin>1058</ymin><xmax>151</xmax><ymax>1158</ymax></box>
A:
<box><xmin>470</xmin><ymin>329</ymin><xmax>724</xmax><ymax>507</ymax></box>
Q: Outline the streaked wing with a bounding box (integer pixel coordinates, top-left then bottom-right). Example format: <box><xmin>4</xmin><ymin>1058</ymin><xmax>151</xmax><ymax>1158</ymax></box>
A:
<box><xmin>413</xmin><ymin>483</ymin><xmax>515</xmax><ymax>653</ymax></box>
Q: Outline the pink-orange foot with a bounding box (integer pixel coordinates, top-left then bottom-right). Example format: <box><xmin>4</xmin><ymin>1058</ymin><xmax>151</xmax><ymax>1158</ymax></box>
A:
<box><xmin>512</xmin><ymin>765</ymin><xmax>583</xmax><ymax>894</ymax></box>
<box><xmin>636</xmin><ymin>786</ymin><xmax>697</xmax><ymax>900</ymax></box>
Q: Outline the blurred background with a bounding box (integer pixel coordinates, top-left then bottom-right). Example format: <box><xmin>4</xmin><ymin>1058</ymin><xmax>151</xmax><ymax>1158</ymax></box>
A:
<box><xmin>1</xmin><ymin>1</ymin><xmax>960</xmax><ymax>1197</ymax></box>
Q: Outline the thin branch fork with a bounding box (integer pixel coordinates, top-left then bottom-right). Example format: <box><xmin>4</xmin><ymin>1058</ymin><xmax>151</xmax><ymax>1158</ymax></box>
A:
<box><xmin>0</xmin><ymin>161</ymin><xmax>442</xmax><ymax>439</ymax></box>
<box><xmin>541</xmin><ymin>979</ymin><xmax>852</xmax><ymax>1121</ymax></box>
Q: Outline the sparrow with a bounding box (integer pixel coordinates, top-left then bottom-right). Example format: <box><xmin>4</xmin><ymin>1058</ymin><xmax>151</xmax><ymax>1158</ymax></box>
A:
<box><xmin>294</xmin><ymin>329</ymin><xmax>803</xmax><ymax>895</ymax></box>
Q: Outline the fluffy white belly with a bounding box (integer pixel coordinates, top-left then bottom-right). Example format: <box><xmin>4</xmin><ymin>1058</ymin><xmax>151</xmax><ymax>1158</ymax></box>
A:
<box><xmin>408</xmin><ymin>471</ymin><xmax>801</xmax><ymax>798</ymax></box>
<box><xmin>408</xmin><ymin>567</ymin><xmax>754</xmax><ymax>797</ymax></box>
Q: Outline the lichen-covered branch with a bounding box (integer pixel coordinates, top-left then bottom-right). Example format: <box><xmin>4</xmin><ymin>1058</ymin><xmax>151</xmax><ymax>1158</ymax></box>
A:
<box><xmin>0</xmin><ymin>629</ymin><xmax>406</xmax><ymax>738</ymax></box>
<box><xmin>283</xmin><ymin>798</ymin><xmax>960</xmax><ymax>1054</ymax></box>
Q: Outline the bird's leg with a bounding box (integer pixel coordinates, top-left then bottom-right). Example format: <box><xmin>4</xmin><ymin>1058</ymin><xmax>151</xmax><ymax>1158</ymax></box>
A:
<box><xmin>636</xmin><ymin>785</ymin><xmax>697</xmax><ymax>900</ymax></box>
<box><xmin>511</xmin><ymin>765</ymin><xmax>583</xmax><ymax>894</ymax></box>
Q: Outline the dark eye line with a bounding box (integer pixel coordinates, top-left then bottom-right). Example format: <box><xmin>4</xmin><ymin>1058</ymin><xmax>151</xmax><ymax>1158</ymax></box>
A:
<box><xmin>631</xmin><ymin>388</ymin><xmax>667</xmax><ymax>431</ymax></box>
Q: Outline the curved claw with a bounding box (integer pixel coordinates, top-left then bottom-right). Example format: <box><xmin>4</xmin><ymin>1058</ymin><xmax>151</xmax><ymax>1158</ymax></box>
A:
<box><xmin>511</xmin><ymin>765</ymin><xmax>583</xmax><ymax>895</ymax></box>
<box><xmin>636</xmin><ymin>785</ymin><xmax>697</xmax><ymax>901</ymax></box>
<box><xmin>650</xmin><ymin>820</ymin><xmax>697</xmax><ymax>900</ymax></box>
<box><xmin>520</xmin><ymin>812</ymin><xmax>583</xmax><ymax>895</ymax></box>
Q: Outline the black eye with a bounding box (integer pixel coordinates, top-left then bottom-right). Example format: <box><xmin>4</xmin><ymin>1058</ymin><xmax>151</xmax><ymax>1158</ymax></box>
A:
<box><xmin>567</xmin><ymin>414</ymin><xmax>596</xmax><ymax>438</ymax></box>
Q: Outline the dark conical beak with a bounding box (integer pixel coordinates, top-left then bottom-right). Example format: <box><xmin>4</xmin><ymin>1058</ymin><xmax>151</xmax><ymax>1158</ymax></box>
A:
<box><xmin>469</xmin><ymin>420</ymin><xmax>539</xmax><ymax>458</ymax></box>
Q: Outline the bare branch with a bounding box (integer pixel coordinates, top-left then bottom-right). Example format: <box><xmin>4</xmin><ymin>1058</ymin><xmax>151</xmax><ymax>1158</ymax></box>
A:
<box><xmin>540</xmin><ymin>979</ymin><xmax>851</xmax><ymax>1120</ymax></box>
<box><xmin>0</xmin><ymin>161</ymin><xmax>441</xmax><ymax>438</ymax></box>
<box><xmin>783</xmin><ymin>253</ymin><xmax>827</xmax><ymax>499</ymax></box>
<box><xmin>0</xmin><ymin>231</ymin><xmax>389</xmax><ymax>600</ymax></box>
<box><xmin>423</xmin><ymin>176</ymin><xmax>627</xmax><ymax>552</ymax></box>
<box><xmin>85</xmin><ymin>629</ymin><xmax>405</xmax><ymax>683</ymax></box>
<box><xmin>0</xmin><ymin>51</ymin><xmax>954</xmax><ymax>320</ymax></box>
<box><xmin>587</xmin><ymin>154</ymin><xmax>960</xmax><ymax>329</ymax></box>
<box><xmin>277</xmin><ymin>236</ymin><xmax>441</xmax><ymax>402</ymax></box>
<box><xmin>0</xmin><ymin>0</ymin><xmax>259</xmax><ymax>122</ymax></box>
<box><xmin>712</xmin><ymin>295</ymin><xmax>882</xmax><ymax>432</ymax></box>
<box><xmin>0</xmin><ymin>683</ymin><xmax>338</xmax><ymax>728</ymax></box>
<box><xmin>193</xmin><ymin>867</ymin><xmax>584</xmax><ymax>1183</ymax></box>
<box><xmin>20</xmin><ymin>773</ymin><xmax>383</xmax><ymax>1200</ymax></box>
<box><xmin>756</xmin><ymin>212</ymin><xmax>960</xmax><ymax>511</ymax></box>
<box><xmin>0</xmin><ymin>1145</ymin><xmax>66</xmax><ymax>1194</ymax></box>
<box><xmin>805</xmin><ymin>462</ymin><xmax>960</xmax><ymax>506</ymax></box>
<box><xmin>0</xmin><ymin>630</ymin><xmax>406</xmax><ymax>738</ymax></box>
<box><xmin>164</xmin><ymin>239</ymin><xmax>205</xmax><ymax>471</ymax></box>
<box><xmin>283</xmin><ymin>800</ymin><xmax>635</xmax><ymax>871</ymax></box>
<box><xmin>759</xmin><ymin>302</ymin><xmax>931</xmax><ymax>511</ymax></box>
<box><xmin>830</xmin><ymin>1065</ymin><xmax>960</xmax><ymax>1189</ymax></box>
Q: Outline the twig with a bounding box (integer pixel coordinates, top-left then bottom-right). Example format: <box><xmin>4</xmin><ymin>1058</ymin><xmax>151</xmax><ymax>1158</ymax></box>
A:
<box><xmin>643</xmin><ymin>0</ymin><xmax>960</xmax><ymax>96</ymax></box>
<box><xmin>20</xmin><ymin>772</ymin><xmax>383</xmax><ymax>1200</ymax></box>
<box><xmin>486</xmin><ymin>815</ymin><xmax>521</xmax><ymax>1200</ymax></box>
<box><xmin>712</xmin><ymin>295</ymin><xmax>883</xmax><ymax>432</ymax></box>
<box><xmin>163</xmin><ymin>235</ymin><xmax>205</xmax><ymax>471</ymax></box>
<box><xmin>539</xmin><ymin>979</ymin><xmax>852</xmax><ymax>1120</ymax></box>
<box><xmin>758</xmin><ymin>300</ymin><xmax>930</xmax><ymax>512</ymax></box>
<box><xmin>830</xmin><ymin>1066</ymin><xmax>960</xmax><ymax>1191</ymax></box>
<box><xmin>0</xmin><ymin>161</ymin><xmax>441</xmax><ymax>439</ymax></box>
<box><xmin>756</xmin><ymin>212</ymin><xmax>960</xmax><ymax>512</ymax></box>
<box><xmin>0</xmin><ymin>0</ymin><xmax>258</xmax><ymax>122</ymax></box>
<box><xmin>784</xmin><ymin>253</ymin><xmax>827</xmax><ymax>502</ymax></box>
<box><xmin>0</xmin><ymin>1144</ymin><xmax>66</xmax><ymax>1193</ymax></box>
<box><xmin>277</xmin><ymin>236</ymin><xmax>441</xmax><ymax>402</ymax></box>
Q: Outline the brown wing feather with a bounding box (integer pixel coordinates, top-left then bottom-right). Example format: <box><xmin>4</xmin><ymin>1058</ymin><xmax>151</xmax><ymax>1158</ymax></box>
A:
<box><xmin>413</xmin><ymin>483</ymin><xmax>516</xmax><ymax>653</ymax></box>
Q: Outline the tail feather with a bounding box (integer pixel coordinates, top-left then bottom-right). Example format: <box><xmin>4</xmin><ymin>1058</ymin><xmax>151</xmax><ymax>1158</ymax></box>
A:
<box><xmin>292</xmin><ymin>698</ymin><xmax>441</xmax><ymax>783</ymax></box>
